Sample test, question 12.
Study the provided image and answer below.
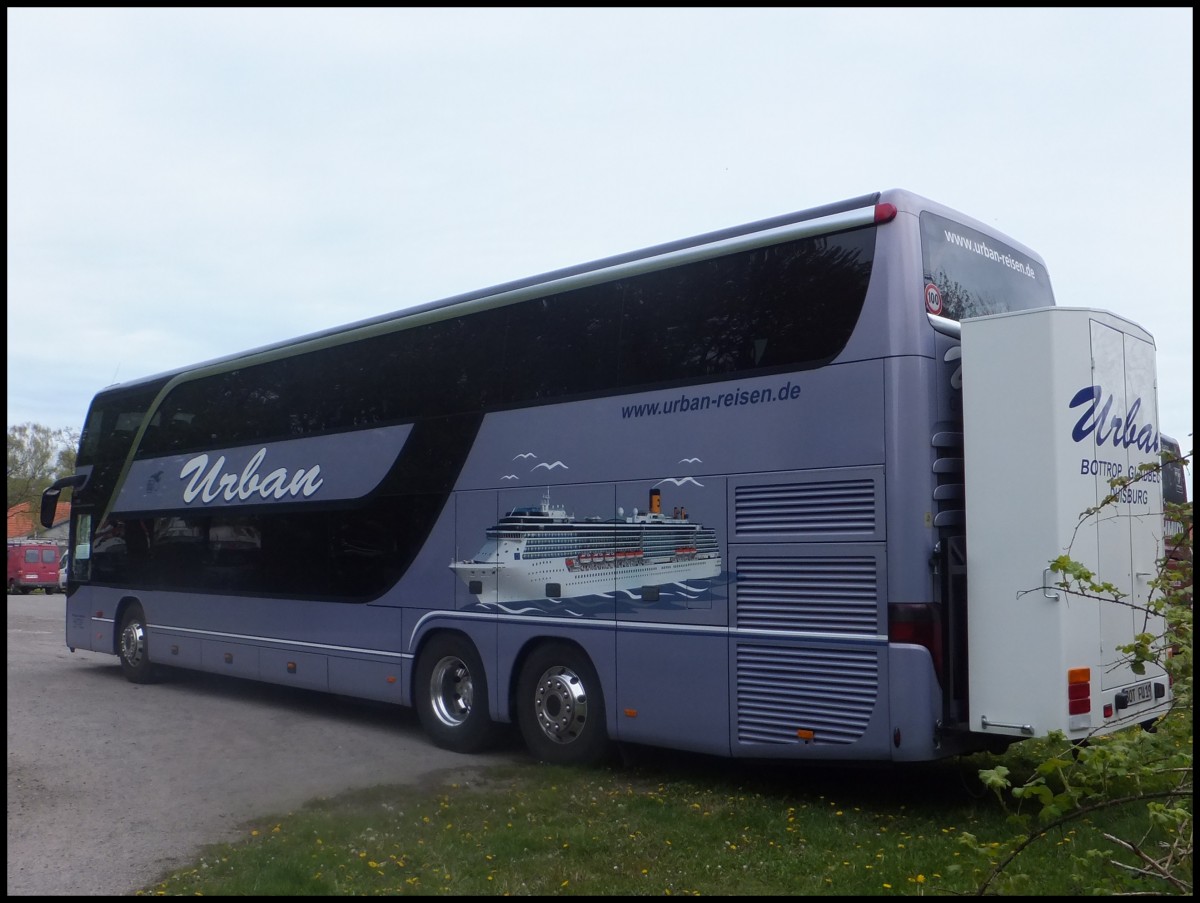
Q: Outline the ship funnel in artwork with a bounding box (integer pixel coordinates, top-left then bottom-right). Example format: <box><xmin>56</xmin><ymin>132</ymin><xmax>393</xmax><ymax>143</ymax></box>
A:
<box><xmin>649</xmin><ymin>488</ymin><xmax>662</xmax><ymax>515</ymax></box>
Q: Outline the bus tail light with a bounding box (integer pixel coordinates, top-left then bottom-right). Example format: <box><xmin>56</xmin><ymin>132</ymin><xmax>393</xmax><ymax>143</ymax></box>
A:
<box><xmin>888</xmin><ymin>603</ymin><xmax>943</xmax><ymax>682</ymax></box>
<box><xmin>874</xmin><ymin>203</ymin><xmax>897</xmax><ymax>224</ymax></box>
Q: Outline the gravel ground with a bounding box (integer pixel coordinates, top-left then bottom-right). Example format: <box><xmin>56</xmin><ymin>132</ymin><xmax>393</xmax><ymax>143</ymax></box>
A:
<box><xmin>6</xmin><ymin>593</ymin><xmax>522</xmax><ymax>896</ymax></box>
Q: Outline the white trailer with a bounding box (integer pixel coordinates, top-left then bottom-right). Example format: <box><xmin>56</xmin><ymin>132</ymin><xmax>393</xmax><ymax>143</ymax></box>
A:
<box><xmin>961</xmin><ymin>307</ymin><xmax>1172</xmax><ymax>741</ymax></box>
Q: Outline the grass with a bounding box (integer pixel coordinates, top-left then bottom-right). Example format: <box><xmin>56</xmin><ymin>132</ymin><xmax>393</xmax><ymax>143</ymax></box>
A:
<box><xmin>135</xmin><ymin>735</ymin><xmax>1178</xmax><ymax>896</ymax></box>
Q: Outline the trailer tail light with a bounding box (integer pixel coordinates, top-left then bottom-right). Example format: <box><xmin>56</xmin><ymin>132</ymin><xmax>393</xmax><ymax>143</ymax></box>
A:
<box><xmin>1067</xmin><ymin>667</ymin><xmax>1092</xmax><ymax>730</ymax></box>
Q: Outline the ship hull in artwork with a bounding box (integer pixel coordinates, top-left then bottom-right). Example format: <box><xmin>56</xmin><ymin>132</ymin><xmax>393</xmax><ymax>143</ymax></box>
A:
<box><xmin>452</xmin><ymin>550</ymin><xmax>721</xmax><ymax>604</ymax></box>
<box><xmin>451</xmin><ymin>489</ymin><xmax>721</xmax><ymax>605</ymax></box>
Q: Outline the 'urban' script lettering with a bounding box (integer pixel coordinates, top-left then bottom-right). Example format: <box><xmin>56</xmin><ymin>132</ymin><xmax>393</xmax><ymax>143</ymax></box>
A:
<box><xmin>180</xmin><ymin>449</ymin><xmax>324</xmax><ymax>504</ymax></box>
<box><xmin>1068</xmin><ymin>385</ymin><xmax>1159</xmax><ymax>453</ymax></box>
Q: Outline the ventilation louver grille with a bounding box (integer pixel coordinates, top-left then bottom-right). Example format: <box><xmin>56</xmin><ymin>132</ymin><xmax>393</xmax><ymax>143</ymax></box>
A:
<box><xmin>734</xmin><ymin>479</ymin><xmax>876</xmax><ymax>538</ymax></box>
<box><xmin>736</xmin><ymin>556</ymin><xmax>878</xmax><ymax>633</ymax></box>
<box><xmin>735</xmin><ymin>644</ymin><xmax>878</xmax><ymax>745</ymax></box>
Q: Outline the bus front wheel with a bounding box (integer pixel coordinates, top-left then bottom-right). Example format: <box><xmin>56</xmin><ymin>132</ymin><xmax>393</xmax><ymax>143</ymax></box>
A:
<box><xmin>414</xmin><ymin>634</ymin><xmax>496</xmax><ymax>753</ymax></box>
<box><xmin>118</xmin><ymin>603</ymin><xmax>157</xmax><ymax>684</ymax></box>
<box><xmin>516</xmin><ymin>642</ymin><xmax>611</xmax><ymax>766</ymax></box>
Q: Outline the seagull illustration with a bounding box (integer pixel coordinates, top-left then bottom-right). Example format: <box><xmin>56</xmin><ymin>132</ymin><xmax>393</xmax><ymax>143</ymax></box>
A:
<box><xmin>654</xmin><ymin>476</ymin><xmax>704</xmax><ymax>488</ymax></box>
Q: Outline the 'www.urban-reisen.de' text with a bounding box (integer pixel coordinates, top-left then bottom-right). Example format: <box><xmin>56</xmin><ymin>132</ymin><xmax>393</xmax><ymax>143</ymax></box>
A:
<box><xmin>620</xmin><ymin>381</ymin><xmax>803</xmax><ymax>420</ymax></box>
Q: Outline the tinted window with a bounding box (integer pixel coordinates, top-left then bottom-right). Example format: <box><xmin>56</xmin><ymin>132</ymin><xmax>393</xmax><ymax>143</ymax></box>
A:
<box><xmin>619</xmin><ymin>229</ymin><xmax>874</xmax><ymax>386</ymax></box>
<box><xmin>88</xmin><ymin>495</ymin><xmax>437</xmax><ymax>601</ymax></box>
<box><xmin>79</xmin><ymin>381</ymin><xmax>167</xmax><ymax>466</ymax></box>
<box><xmin>920</xmin><ymin>211</ymin><xmax>1055</xmax><ymax>320</ymax></box>
<box><xmin>501</xmin><ymin>285</ymin><xmax>621</xmax><ymax>403</ymax></box>
<box><xmin>133</xmin><ymin>227</ymin><xmax>875</xmax><ymax>457</ymax></box>
<box><xmin>137</xmin><ymin>309</ymin><xmax>508</xmax><ymax>457</ymax></box>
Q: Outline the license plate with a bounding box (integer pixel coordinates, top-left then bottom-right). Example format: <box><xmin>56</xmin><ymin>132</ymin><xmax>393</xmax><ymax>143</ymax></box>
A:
<box><xmin>1125</xmin><ymin>681</ymin><xmax>1153</xmax><ymax>706</ymax></box>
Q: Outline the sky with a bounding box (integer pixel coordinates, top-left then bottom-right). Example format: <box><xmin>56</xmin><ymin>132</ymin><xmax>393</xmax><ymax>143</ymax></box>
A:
<box><xmin>7</xmin><ymin>8</ymin><xmax>1194</xmax><ymax>495</ymax></box>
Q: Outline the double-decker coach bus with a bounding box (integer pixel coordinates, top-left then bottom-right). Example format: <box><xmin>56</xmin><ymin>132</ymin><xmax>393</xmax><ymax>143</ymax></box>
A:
<box><xmin>42</xmin><ymin>189</ymin><xmax>1174</xmax><ymax>765</ymax></box>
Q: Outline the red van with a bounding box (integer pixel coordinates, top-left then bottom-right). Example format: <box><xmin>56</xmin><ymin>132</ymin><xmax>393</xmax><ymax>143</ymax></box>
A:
<box><xmin>7</xmin><ymin>540</ymin><xmax>62</xmax><ymax>594</ymax></box>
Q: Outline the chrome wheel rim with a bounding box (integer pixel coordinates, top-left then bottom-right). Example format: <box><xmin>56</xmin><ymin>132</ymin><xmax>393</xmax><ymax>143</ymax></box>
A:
<box><xmin>429</xmin><ymin>655</ymin><xmax>474</xmax><ymax>727</ymax></box>
<box><xmin>532</xmin><ymin>665</ymin><xmax>588</xmax><ymax>745</ymax></box>
<box><xmin>121</xmin><ymin>619</ymin><xmax>146</xmax><ymax>668</ymax></box>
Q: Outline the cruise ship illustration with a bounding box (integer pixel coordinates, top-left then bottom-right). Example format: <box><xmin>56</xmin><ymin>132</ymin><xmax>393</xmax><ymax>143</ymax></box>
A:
<box><xmin>451</xmin><ymin>488</ymin><xmax>721</xmax><ymax>604</ymax></box>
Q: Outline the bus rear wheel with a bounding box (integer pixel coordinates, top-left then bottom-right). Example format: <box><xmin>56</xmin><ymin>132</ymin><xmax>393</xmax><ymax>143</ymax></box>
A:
<box><xmin>414</xmin><ymin>634</ymin><xmax>496</xmax><ymax>753</ymax></box>
<box><xmin>118</xmin><ymin>603</ymin><xmax>157</xmax><ymax>684</ymax></box>
<box><xmin>516</xmin><ymin>642</ymin><xmax>611</xmax><ymax>766</ymax></box>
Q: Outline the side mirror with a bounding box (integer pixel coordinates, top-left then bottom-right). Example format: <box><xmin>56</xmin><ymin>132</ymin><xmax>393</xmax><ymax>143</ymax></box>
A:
<box><xmin>41</xmin><ymin>475</ymin><xmax>87</xmax><ymax>529</ymax></box>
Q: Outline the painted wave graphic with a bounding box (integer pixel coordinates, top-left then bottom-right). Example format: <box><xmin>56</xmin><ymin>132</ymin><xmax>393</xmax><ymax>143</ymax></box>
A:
<box><xmin>463</xmin><ymin>573</ymin><xmax>732</xmax><ymax>618</ymax></box>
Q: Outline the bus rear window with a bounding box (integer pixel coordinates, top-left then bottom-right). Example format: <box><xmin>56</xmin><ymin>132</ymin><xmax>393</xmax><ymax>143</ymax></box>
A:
<box><xmin>920</xmin><ymin>211</ymin><xmax>1055</xmax><ymax>320</ymax></box>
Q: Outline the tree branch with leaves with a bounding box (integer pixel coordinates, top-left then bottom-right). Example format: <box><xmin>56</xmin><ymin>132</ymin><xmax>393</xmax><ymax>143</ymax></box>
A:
<box><xmin>6</xmin><ymin>422</ymin><xmax>79</xmax><ymax>513</ymax></box>
<box><xmin>966</xmin><ymin>444</ymin><xmax>1192</xmax><ymax>896</ymax></box>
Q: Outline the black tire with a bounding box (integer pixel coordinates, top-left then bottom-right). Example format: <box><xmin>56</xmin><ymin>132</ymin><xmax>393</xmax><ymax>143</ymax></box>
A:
<box><xmin>414</xmin><ymin>634</ymin><xmax>496</xmax><ymax>753</ymax></box>
<box><xmin>516</xmin><ymin>642</ymin><xmax>611</xmax><ymax>766</ymax></box>
<box><xmin>117</xmin><ymin>603</ymin><xmax>157</xmax><ymax>684</ymax></box>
